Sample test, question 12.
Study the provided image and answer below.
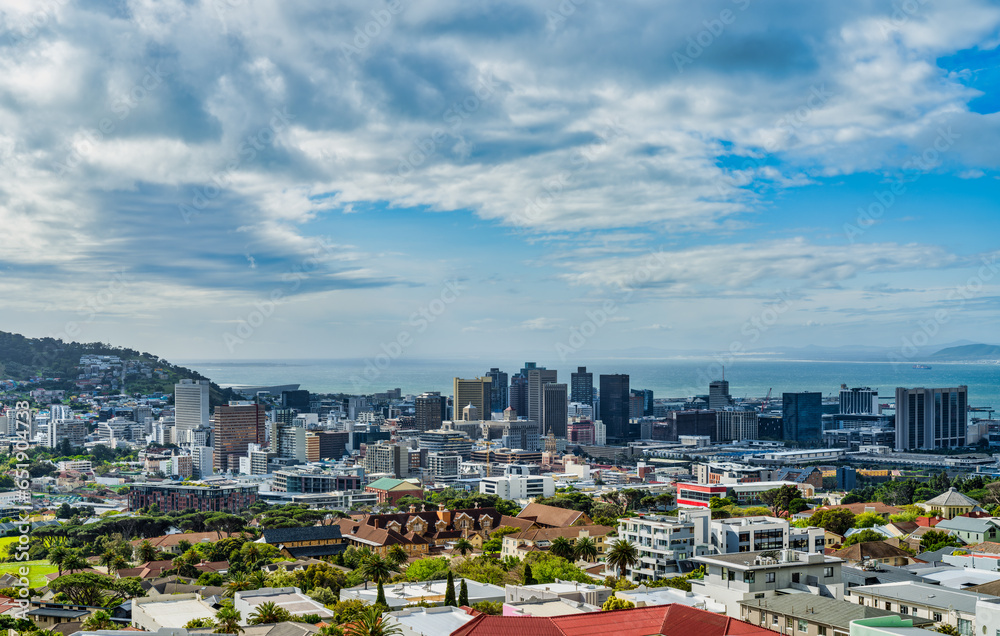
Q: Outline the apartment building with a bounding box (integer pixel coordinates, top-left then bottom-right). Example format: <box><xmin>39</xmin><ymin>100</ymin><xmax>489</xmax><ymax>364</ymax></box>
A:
<box><xmin>713</xmin><ymin>516</ymin><xmax>825</xmax><ymax>554</ymax></box>
<box><xmin>847</xmin><ymin>582</ymin><xmax>990</xmax><ymax>636</ymax></box>
<box><xmin>616</xmin><ymin>510</ymin><xmax>711</xmax><ymax>582</ymax></box>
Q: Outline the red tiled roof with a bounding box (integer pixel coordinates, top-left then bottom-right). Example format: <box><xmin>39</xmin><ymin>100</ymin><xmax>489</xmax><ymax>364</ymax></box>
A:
<box><xmin>450</xmin><ymin>603</ymin><xmax>772</xmax><ymax>636</ymax></box>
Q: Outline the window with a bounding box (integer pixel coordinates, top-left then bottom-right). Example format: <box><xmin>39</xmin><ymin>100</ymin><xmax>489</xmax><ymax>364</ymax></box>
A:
<box><xmin>958</xmin><ymin>619</ymin><xmax>972</xmax><ymax>636</ymax></box>
<box><xmin>934</xmin><ymin>613</ymin><xmax>943</xmax><ymax>622</ymax></box>
<box><xmin>798</xmin><ymin>620</ymin><xmax>808</xmax><ymax>632</ymax></box>
<box><xmin>792</xmin><ymin>573</ymin><xmax>800</xmax><ymax>583</ymax></box>
<box><xmin>858</xmin><ymin>597</ymin><xmax>865</xmax><ymax>605</ymax></box>
<box><xmin>766</xmin><ymin>572</ymin><xmax>775</xmax><ymax>583</ymax></box>
<box><xmin>787</xmin><ymin>618</ymin><xmax>793</xmax><ymax>629</ymax></box>
<box><xmin>773</xmin><ymin>615</ymin><xmax>779</xmax><ymax>626</ymax></box>
<box><xmin>885</xmin><ymin>603</ymin><xmax>891</xmax><ymax>612</ymax></box>
<box><xmin>900</xmin><ymin>606</ymin><xmax>908</xmax><ymax>615</ymax></box>
<box><xmin>728</xmin><ymin>571</ymin><xmax>736</xmax><ymax>581</ymax></box>
<box><xmin>743</xmin><ymin>572</ymin><xmax>755</xmax><ymax>584</ymax></box>
<box><xmin>824</xmin><ymin>567</ymin><xmax>834</xmax><ymax>577</ymax></box>
<box><xmin>819</xmin><ymin>628</ymin><xmax>827</xmax><ymax>636</ymax></box>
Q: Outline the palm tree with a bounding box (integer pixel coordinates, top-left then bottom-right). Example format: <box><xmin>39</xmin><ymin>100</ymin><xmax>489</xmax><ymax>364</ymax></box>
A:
<box><xmin>213</xmin><ymin>603</ymin><xmax>244</xmax><ymax>634</ymax></box>
<box><xmin>549</xmin><ymin>537</ymin><xmax>574</xmax><ymax>560</ymax></box>
<box><xmin>62</xmin><ymin>551</ymin><xmax>89</xmax><ymax>574</ymax></box>
<box><xmin>48</xmin><ymin>545</ymin><xmax>69</xmax><ymax>577</ymax></box>
<box><xmin>135</xmin><ymin>540</ymin><xmax>157</xmax><ymax>563</ymax></box>
<box><xmin>387</xmin><ymin>545</ymin><xmax>408</xmax><ymax>568</ymax></box>
<box><xmin>344</xmin><ymin>605</ymin><xmax>401</xmax><ymax>636</ymax></box>
<box><xmin>248</xmin><ymin>601</ymin><xmax>291</xmax><ymax>625</ymax></box>
<box><xmin>453</xmin><ymin>539</ymin><xmax>473</xmax><ymax>557</ymax></box>
<box><xmin>361</xmin><ymin>554</ymin><xmax>394</xmax><ymax>590</ymax></box>
<box><xmin>109</xmin><ymin>554</ymin><xmax>128</xmax><ymax>576</ymax></box>
<box><xmin>99</xmin><ymin>550</ymin><xmax>119</xmax><ymax>573</ymax></box>
<box><xmin>225</xmin><ymin>572</ymin><xmax>255</xmax><ymax>597</ymax></box>
<box><xmin>573</xmin><ymin>537</ymin><xmax>598</xmax><ymax>563</ymax></box>
<box><xmin>82</xmin><ymin>610</ymin><xmax>114</xmax><ymax>630</ymax></box>
<box><xmin>605</xmin><ymin>539</ymin><xmax>638</xmax><ymax>579</ymax></box>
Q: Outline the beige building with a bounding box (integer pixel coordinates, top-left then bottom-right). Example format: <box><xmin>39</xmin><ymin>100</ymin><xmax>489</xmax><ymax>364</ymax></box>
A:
<box><xmin>917</xmin><ymin>487</ymin><xmax>982</xmax><ymax>519</ymax></box>
<box><xmin>454</xmin><ymin>377</ymin><xmax>492</xmax><ymax>420</ymax></box>
<box><xmin>740</xmin><ymin>593</ymin><xmax>932</xmax><ymax>636</ymax></box>
<box><xmin>501</xmin><ymin>525</ymin><xmax>613</xmax><ymax>560</ymax></box>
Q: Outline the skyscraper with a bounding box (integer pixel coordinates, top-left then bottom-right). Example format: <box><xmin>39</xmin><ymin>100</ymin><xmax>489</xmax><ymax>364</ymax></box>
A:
<box><xmin>599</xmin><ymin>374</ymin><xmax>631</xmax><ymax>444</ymax></box>
<box><xmin>415</xmin><ymin>392</ymin><xmax>445</xmax><ymax>432</ymax></box>
<box><xmin>571</xmin><ymin>366</ymin><xmax>594</xmax><ymax>406</ymax></box>
<box><xmin>782</xmin><ymin>392</ymin><xmax>823</xmax><ymax>446</ymax></box>
<box><xmin>895</xmin><ymin>386</ymin><xmax>968</xmax><ymax>450</ymax></box>
<box><xmin>528</xmin><ymin>368</ymin><xmax>558</xmax><ymax>425</ymax></box>
<box><xmin>708</xmin><ymin>380</ymin><xmax>731</xmax><ymax>410</ymax></box>
<box><xmin>454</xmin><ymin>377</ymin><xmax>492</xmax><ymax>422</ymax></box>
<box><xmin>175</xmin><ymin>379</ymin><xmax>210</xmax><ymax>441</ymax></box>
<box><xmin>214</xmin><ymin>401</ymin><xmax>266</xmax><ymax>472</ymax></box>
<box><xmin>541</xmin><ymin>383</ymin><xmax>568</xmax><ymax>438</ymax></box>
<box><xmin>486</xmin><ymin>368</ymin><xmax>509</xmax><ymax>413</ymax></box>
<box><xmin>509</xmin><ymin>362</ymin><xmax>538</xmax><ymax>418</ymax></box>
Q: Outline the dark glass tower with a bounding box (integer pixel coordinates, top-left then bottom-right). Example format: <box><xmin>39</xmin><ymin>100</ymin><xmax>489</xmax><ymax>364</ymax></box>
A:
<box><xmin>599</xmin><ymin>374</ymin><xmax>631</xmax><ymax>444</ymax></box>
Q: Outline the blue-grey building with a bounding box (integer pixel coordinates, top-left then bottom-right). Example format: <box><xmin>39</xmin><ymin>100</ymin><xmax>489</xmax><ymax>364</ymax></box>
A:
<box><xmin>782</xmin><ymin>391</ymin><xmax>823</xmax><ymax>446</ymax></box>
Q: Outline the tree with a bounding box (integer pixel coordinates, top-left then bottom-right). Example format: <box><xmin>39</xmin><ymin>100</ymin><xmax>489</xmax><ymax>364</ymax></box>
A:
<box><xmin>343</xmin><ymin>605</ymin><xmax>402</xmax><ymax>636</ymax></box>
<box><xmin>458</xmin><ymin>579</ymin><xmax>469</xmax><ymax>607</ymax></box>
<box><xmin>921</xmin><ymin>530</ymin><xmax>963</xmax><ymax>553</ymax></box>
<box><xmin>309</xmin><ymin>587</ymin><xmax>340</xmax><ymax>605</ymax></box>
<box><xmin>471</xmin><ymin>601</ymin><xmax>502</xmax><ymax>615</ymax></box>
<box><xmin>549</xmin><ymin>537</ymin><xmax>575</xmax><ymax>560</ymax></box>
<box><xmin>840</xmin><ymin>530</ymin><xmax>886</xmax><ymax>547</ymax></box>
<box><xmin>808</xmin><ymin>509</ymin><xmax>855</xmax><ymax>536</ymax></box>
<box><xmin>523</xmin><ymin>563</ymin><xmax>536</xmax><ymax>585</ymax></box>
<box><xmin>185</xmin><ymin>618</ymin><xmax>216</xmax><ymax>629</ymax></box>
<box><xmin>387</xmin><ymin>545</ymin><xmax>408</xmax><ymax>568</ymax></box>
<box><xmin>56</xmin><ymin>503</ymin><xmax>74</xmax><ymax>519</ymax></box>
<box><xmin>936</xmin><ymin>625</ymin><xmax>959</xmax><ymax>635</ymax></box>
<box><xmin>444</xmin><ymin>571</ymin><xmax>457</xmax><ymax>607</ymax></box>
<box><xmin>48</xmin><ymin>545</ymin><xmax>69</xmax><ymax>577</ymax></box>
<box><xmin>214</xmin><ymin>602</ymin><xmax>244</xmax><ymax>634</ymax></box>
<box><xmin>135</xmin><ymin>540</ymin><xmax>157</xmax><ymax>564</ymax></box>
<box><xmin>361</xmin><ymin>554</ymin><xmax>394</xmax><ymax>589</ymax></box>
<box><xmin>574</xmin><ymin>537</ymin><xmax>598</xmax><ymax>563</ymax></box>
<box><xmin>82</xmin><ymin>610</ymin><xmax>114</xmax><ymax>630</ymax></box>
<box><xmin>375</xmin><ymin>581</ymin><xmax>388</xmax><ymax>608</ymax></box>
<box><xmin>853</xmin><ymin>512</ymin><xmax>884</xmax><ymax>528</ymax></box>
<box><xmin>49</xmin><ymin>572</ymin><xmax>117</xmax><ymax>606</ymax></box>
<box><xmin>606</xmin><ymin>539</ymin><xmax>638</xmax><ymax>579</ymax></box>
<box><xmin>760</xmin><ymin>485</ymin><xmax>801</xmax><ymax>518</ymax></box>
<box><xmin>62</xmin><ymin>550</ymin><xmax>89</xmax><ymax>574</ymax></box>
<box><xmin>453</xmin><ymin>539</ymin><xmax>474</xmax><ymax>557</ymax></box>
<box><xmin>602</xmin><ymin>596</ymin><xmax>635</xmax><ymax>611</ymax></box>
<box><xmin>248</xmin><ymin>601</ymin><xmax>292</xmax><ymax>625</ymax></box>
<box><xmin>708</xmin><ymin>496</ymin><xmax>733</xmax><ymax>509</ymax></box>
<box><xmin>788</xmin><ymin>498</ymin><xmax>809</xmax><ymax>515</ymax></box>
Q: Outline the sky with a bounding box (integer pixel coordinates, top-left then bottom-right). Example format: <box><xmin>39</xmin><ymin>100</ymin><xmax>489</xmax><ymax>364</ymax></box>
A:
<box><xmin>1</xmin><ymin>0</ymin><xmax>1000</xmax><ymax>363</ymax></box>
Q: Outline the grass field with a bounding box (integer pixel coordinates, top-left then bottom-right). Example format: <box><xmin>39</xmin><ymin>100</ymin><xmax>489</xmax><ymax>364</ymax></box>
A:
<box><xmin>0</xmin><ymin>560</ymin><xmax>58</xmax><ymax>587</ymax></box>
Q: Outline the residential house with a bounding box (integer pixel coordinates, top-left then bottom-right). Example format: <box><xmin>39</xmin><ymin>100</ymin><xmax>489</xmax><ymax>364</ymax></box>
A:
<box><xmin>339</xmin><ymin>505</ymin><xmax>528</xmax><ymax>553</ymax></box>
<box><xmin>831</xmin><ymin>542</ymin><xmax>914</xmax><ymax>567</ymax></box>
<box><xmin>796</xmin><ymin>503</ymin><xmax>903</xmax><ymax>521</ymax></box>
<box><xmin>516</xmin><ymin>502</ymin><xmax>593</xmax><ymax>528</ymax></box>
<box><xmin>917</xmin><ymin>488</ymin><xmax>983</xmax><ymax>520</ymax></box>
<box><xmin>129</xmin><ymin>531</ymin><xmax>228</xmax><ymax>555</ymax></box>
<box><xmin>131</xmin><ymin>594</ymin><xmax>217</xmax><ymax>631</ymax></box>
<box><xmin>341</xmin><ymin>578</ymin><xmax>504</xmax><ymax>609</ymax></box>
<box><xmin>691</xmin><ymin>550</ymin><xmax>845</xmax><ymax>617</ymax></box>
<box><xmin>387</xmin><ymin>606</ymin><xmax>478</xmax><ymax>636</ymax></box>
<box><xmin>501</xmin><ymin>525</ymin><xmax>614</xmax><ymax>561</ymax></box>
<box><xmin>449</xmin><ymin>603</ymin><xmax>774</xmax><ymax>636</ymax></box>
<box><xmin>505</xmin><ymin>581</ymin><xmax>614</xmax><ymax>607</ymax></box>
<box><xmin>233</xmin><ymin>588</ymin><xmax>333</xmax><ymax>625</ymax></box>
<box><xmin>847</xmin><ymin>581</ymin><xmax>992</xmax><ymax>635</ymax></box>
<box><xmin>934</xmin><ymin>516</ymin><xmax>1000</xmax><ymax>544</ymax></box>
<box><xmin>740</xmin><ymin>593</ymin><xmax>933</xmax><ymax>636</ymax></box>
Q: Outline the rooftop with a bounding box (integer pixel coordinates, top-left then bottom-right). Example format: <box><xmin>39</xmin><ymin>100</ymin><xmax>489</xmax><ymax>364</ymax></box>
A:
<box><xmin>850</xmin><ymin>581</ymin><xmax>993</xmax><ymax>613</ymax></box>
<box><xmin>133</xmin><ymin>597</ymin><xmax>216</xmax><ymax>628</ymax></box>
<box><xmin>924</xmin><ymin>487</ymin><xmax>980</xmax><ymax>508</ymax></box>
<box><xmin>695</xmin><ymin>550</ymin><xmax>840</xmax><ymax>570</ymax></box>
<box><xmin>740</xmin><ymin>594</ymin><xmax>934</xmax><ymax>629</ymax></box>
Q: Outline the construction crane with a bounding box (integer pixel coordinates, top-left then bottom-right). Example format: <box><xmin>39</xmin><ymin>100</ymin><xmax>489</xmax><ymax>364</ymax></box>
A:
<box><xmin>760</xmin><ymin>388</ymin><xmax>772</xmax><ymax>413</ymax></box>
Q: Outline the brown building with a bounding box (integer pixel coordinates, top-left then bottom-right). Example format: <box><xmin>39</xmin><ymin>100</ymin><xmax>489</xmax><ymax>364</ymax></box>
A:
<box><xmin>128</xmin><ymin>482</ymin><xmax>258</xmax><ymax>513</ymax></box>
<box><xmin>213</xmin><ymin>402</ymin><xmax>266</xmax><ymax>472</ymax></box>
<box><xmin>516</xmin><ymin>502</ymin><xmax>594</xmax><ymax>528</ymax></box>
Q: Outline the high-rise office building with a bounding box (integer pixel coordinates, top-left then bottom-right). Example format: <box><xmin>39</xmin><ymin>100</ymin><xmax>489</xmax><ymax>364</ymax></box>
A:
<box><xmin>214</xmin><ymin>401</ymin><xmax>266</xmax><ymax>472</ymax></box>
<box><xmin>541</xmin><ymin>383</ymin><xmax>568</xmax><ymax>438</ymax></box>
<box><xmin>453</xmin><ymin>377</ymin><xmax>492</xmax><ymax>423</ymax></box>
<box><xmin>364</xmin><ymin>442</ymin><xmax>411</xmax><ymax>478</ymax></box>
<box><xmin>599</xmin><ymin>374</ymin><xmax>631</xmax><ymax>444</ymax></box>
<box><xmin>708</xmin><ymin>380</ymin><xmax>731</xmax><ymax>410</ymax></box>
<box><xmin>571</xmin><ymin>366</ymin><xmax>594</xmax><ymax>406</ymax></box>
<box><xmin>500</xmin><ymin>410</ymin><xmax>541</xmax><ymax>451</ymax></box>
<box><xmin>281</xmin><ymin>389</ymin><xmax>311</xmax><ymax>411</ymax></box>
<box><xmin>528</xmin><ymin>368</ymin><xmax>558</xmax><ymax>425</ymax></box>
<box><xmin>895</xmin><ymin>386</ymin><xmax>968</xmax><ymax>450</ymax></box>
<box><xmin>486</xmin><ymin>368</ymin><xmax>509</xmax><ymax>413</ymax></box>
<box><xmin>839</xmin><ymin>386</ymin><xmax>879</xmax><ymax>415</ymax></box>
<box><xmin>175</xmin><ymin>379</ymin><xmax>210</xmax><ymax>439</ymax></box>
<box><xmin>509</xmin><ymin>362</ymin><xmax>538</xmax><ymax>418</ymax></box>
<box><xmin>782</xmin><ymin>392</ymin><xmax>823</xmax><ymax>446</ymax></box>
<box><xmin>415</xmin><ymin>392</ymin><xmax>445</xmax><ymax>432</ymax></box>
<box><xmin>716</xmin><ymin>408</ymin><xmax>759</xmax><ymax>442</ymax></box>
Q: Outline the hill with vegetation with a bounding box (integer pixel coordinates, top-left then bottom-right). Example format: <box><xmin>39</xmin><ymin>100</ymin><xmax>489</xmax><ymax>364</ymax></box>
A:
<box><xmin>0</xmin><ymin>330</ymin><xmax>234</xmax><ymax>404</ymax></box>
<box><xmin>929</xmin><ymin>343</ymin><xmax>1000</xmax><ymax>360</ymax></box>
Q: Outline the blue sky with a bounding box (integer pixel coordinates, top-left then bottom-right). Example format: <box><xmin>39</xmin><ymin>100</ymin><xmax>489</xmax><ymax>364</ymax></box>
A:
<box><xmin>1</xmin><ymin>0</ymin><xmax>999</xmax><ymax>361</ymax></box>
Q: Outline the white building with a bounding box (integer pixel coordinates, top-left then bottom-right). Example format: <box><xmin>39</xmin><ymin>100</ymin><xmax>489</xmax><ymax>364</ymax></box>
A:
<box><xmin>174</xmin><ymin>379</ymin><xmax>210</xmax><ymax>439</ymax></box>
<box><xmin>479</xmin><ymin>474</ymin><xmax>554</xmax><ymax>500</ymax></box>
<box><xmin>594</xmin><ymin>419</ymin><xmax>606</xmax><ymax>446</ymax></box>
<box><xmin>388</xmin><ymin>606</ymin><xmax>477</xmax><ymax>636</ymax></box>
<box><xmin>426</xmin><ymin>452</ymin><xmax>460</xmax><ymax>483</ymax></box>
<box><xmin>849</xmin><ymin>581</ymin><xmax>988</xmax><ymax>635</ymax></box>
<box><xmin>342</xmin><ymin>579</ymin><xmax>504</xmax><ymax>609</ymax></box>
<box><xmin>192</xmin><ymin>446</ymin><xmax>214</xmax><ymax>478</ymax></box>
<box><xmin>712</xmin><ymin>516</ymin><xmax>825</xmax><ymax>554</ymax></box>
<box><xmin>131</xmin><ymin>594</ymin><xmax>216</xmax><ymax>631</ymax></box>
<box><xmin>616</xmin><ymin>509</ymin><xmax>711</xmax><ymax>582</ymax></box>
<box><xmin>233</xmin><ymin>587</ymin><xmax>333</xmax><ymax>625</ymax></box>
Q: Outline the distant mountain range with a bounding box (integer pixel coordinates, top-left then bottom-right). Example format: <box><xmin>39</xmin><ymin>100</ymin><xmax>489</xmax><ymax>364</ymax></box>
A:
<box><xmin>928</xmin><ymin>343</ymin><xmax>1000</xmax><ymax>361</ymax></box>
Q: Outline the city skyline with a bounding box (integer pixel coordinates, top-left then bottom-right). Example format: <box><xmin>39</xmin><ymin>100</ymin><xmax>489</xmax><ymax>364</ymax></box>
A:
<box><xmin>2</xmin><ymin>2</ymin><xmax>999</xmax><ymax>361</ymax></box>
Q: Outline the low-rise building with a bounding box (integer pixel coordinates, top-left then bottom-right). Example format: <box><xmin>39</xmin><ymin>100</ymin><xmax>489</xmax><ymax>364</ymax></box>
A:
<box><xmin>740</xmin><ymin>593</ymin><xmax>932</xmax><ymax>636</ymax></box>
<box><xmin>127</xmin><ymin>482</ymin><xmax>257</xmax><ymax>513</ymax></box>
<box><xmin>341</xmin><ymin>578</ymin><xmax>503</xmax><ymax>609</ymax></box>
<box><xmin>501</xmin><ymin>525</ymin><xmax>613</xmax><ymax>560</ymax></box>
<box><xmin>233</xmin><ymin>587</ymin><xmax>334</xmax><ymax>625</ymax></box>
<box><xmin>934</xmin><ymin>516</ymin><xmax>1000</xmax><ymax>544</ymax></box>
<box><xmin>691</xmin><ymin>550</ymin><xmax>844</xmax><ymax>616</ymax></box>
<box><xmin>917</xmin><ymin>488</ymin><xmax>983</xmax><ymax>520</ymax></box>
<box><xmin>261</xmin><ymin>525</ymin><xmax>346</xmax><ymax>559</ymax></box>
<box><xmin>831</xmin><ymin>542</ymin><xmax>915</xmax><ymax>567</ymax></box>
<box><xmin>505</xmin><ymin>581</ymin><xmax>613</xmax><ymax>607</ymax></box>
<box><xmin>388</xmin><ymin>605</ymin><xmax>477</xmax><ymax>636</ymax></box>
<box><xmin>131</xmin><ymin>594</ymin><xmax>217</xmax><ymax>631</ymax></box>
<box><xmin>363</xmin><ymin>477</ymin><xmax>423</xmax><ymax>505</ymax></box>
<box><xmin>479</xmin><ymin>474</ymin><xmax>554</xmax><ymax>500</ymax></box>
<box><xmin>616</xmin><ymin>514</ymin><xmax>704</xmax><ymax>582</ymax></box>
<box><xmin>847</xmin><ymin>581</ymin><xmax>991</xmax><ymax>635</ymax></box>
<box><xmin>712</xmin><ymin>516</ymin><xmax>824</xmax><ymax>554</ymax></box>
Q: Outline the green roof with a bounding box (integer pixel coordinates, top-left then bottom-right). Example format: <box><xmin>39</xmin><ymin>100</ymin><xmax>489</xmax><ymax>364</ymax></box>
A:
<box><xmin>366</xmin><ymin>477</ymin><xmax>421</xmax><ymax>491</ymax></box>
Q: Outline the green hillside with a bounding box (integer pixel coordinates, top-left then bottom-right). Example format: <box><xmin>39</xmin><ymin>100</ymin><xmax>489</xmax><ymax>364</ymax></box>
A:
<box><xmin>0</xmin><ymin>330</ymin><xmax>234</xmax><ymax>405</ymax></box>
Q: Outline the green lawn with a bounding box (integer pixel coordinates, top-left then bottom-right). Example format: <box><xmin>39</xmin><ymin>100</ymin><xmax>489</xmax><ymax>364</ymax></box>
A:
<box><xmin>0</xmin><ymin>560</ymin><xmax>59</xmax><ymax>587</ymax></box>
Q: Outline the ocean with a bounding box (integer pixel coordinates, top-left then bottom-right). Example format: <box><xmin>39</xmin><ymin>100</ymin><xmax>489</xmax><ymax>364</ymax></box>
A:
<box><xmin>177</xmin><ymin>357</ymin><xmax>1000</xmax><ymax>412</ymax></box>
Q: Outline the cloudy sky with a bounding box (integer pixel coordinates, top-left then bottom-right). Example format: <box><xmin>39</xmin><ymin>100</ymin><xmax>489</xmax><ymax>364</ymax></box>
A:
<box><xmin>2</xmin><ymin>0</ymin><xmax>999</xmax><ymax>362</ymax></box>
